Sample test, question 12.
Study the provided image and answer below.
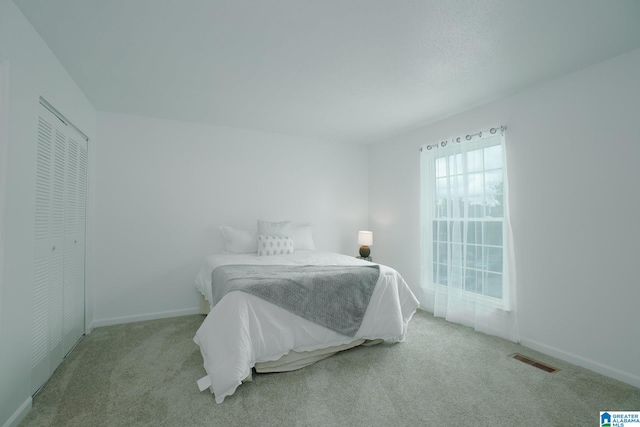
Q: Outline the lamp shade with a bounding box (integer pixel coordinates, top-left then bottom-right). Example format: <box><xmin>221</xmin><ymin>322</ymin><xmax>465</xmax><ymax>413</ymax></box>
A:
<box><xmin>358</xmin><ymin>231</ymin><xmax>373</xmax><ymax>246</ymax></box>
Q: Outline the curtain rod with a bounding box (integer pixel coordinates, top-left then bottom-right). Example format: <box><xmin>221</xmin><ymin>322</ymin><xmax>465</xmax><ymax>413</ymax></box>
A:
<box><xmin>420</xmin><ymin>125</ymin><xmax>506</xmax><ymax>152</ymax></box>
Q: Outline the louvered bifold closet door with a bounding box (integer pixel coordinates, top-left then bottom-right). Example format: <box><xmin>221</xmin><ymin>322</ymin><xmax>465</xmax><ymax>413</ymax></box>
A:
<box><xmin>62</xmin><ymin>126</ymin><xmax>86</xmax><ymax>356</ymax></box>
<box><xmin>32</xmin><ymin>102</ymin><xmax>87</xmax><ymax>395</ymax></box>
<box><xmin>32</xmin><ymin>104</ymin><xmax>66</xmax><ymax>394</ymax></box>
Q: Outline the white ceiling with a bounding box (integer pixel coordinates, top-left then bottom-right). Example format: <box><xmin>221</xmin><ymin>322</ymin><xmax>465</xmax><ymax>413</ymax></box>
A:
<box><xmin>13</xmin><ymin>0</ymin><xmax>640</xmax><ymax>143</ymax></box>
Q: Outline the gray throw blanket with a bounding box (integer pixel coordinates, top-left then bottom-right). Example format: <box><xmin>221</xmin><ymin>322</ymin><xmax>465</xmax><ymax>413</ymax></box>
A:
<box><xmin>210</xmin><ymin>264</ymin><xmax>380</xmax><ymax>337</ymax></box>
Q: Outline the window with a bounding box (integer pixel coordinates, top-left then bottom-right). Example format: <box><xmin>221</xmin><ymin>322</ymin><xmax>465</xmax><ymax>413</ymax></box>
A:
<box><xmin>420</xmin><ymin>127</ymin><xmax>518</xmax><ymax>341</ymax></box>
<box><xmin>431</xmin><ymin>138</ymin><xmax>505</xmax><ymax>302</ymax></box>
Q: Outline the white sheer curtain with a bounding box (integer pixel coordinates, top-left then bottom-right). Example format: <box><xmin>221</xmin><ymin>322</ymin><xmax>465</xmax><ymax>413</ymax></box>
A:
<box><xmin>420</xmin><ymin>127</ymin><xmax>519</xmax><ymax>342</ymax></box>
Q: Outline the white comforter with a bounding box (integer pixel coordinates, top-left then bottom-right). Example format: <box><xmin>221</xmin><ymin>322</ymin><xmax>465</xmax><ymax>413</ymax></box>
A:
<box><xmin>193</xmin><ymin>251</ymin><xmax>419</xmax><ymax>403</ymax></box>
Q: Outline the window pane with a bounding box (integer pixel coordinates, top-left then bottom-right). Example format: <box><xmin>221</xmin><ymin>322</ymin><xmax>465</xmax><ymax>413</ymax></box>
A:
<box><xmin>485</xmin><ymin>273</ymin><xmax>503</xmax><ymax>298</ymax></box>
<box><xmin>437</xmin><ymin>243</ymin><xmax>448</xmax><ymax>263</ymax></box>
<box><xmin>435</xmin><ymin>200</ymin><xmax>447</xmax><ymax>217</ymax></box>
<box><xmin>465</xmin><ymin>244</ymin><xmax>480</xmax><ymax>268</ymax></box>
<box><xmin>449</xmin><ymin>266</ymin><xmax>463</xmax><ymax>287</ymax></box>
<box><xmin>469</xmin><ymin>204</ymin><xmax>485</xmax><ymax>218</ymax></box>
<box><xmin>483</xmin><ymin>222</ymin><xmax>502</xmax><ymax>246</ymax></box>
<box><xmin>435</xmin><ymin>221</ymin><xmax>447</xmax><ymax>241</ymax></box>
<box><xmin>436</xmin><ymin>266</ymin><xmax>448</xmax><ymax>286</ymax></box>
<box><xmin>488</xmin><ymin>194</ymin><xmax>503</xmax><ymax>218</ymax></box>
<box><xmin>467</xmin><ymin>172</ymin><xmax>484</xmax><ymax>203</ymax></box>
<box><xmin>484</xmin><ymin>144</ymin><xmax>502</xmax><ymax>170</ymax></box>
<box><xmin>485</xmin><ymin>169</ymin><xmax>503</xmax><ymax>189</ymax></box>
<box><xmin>450</xmin><ymin>243</ymin><xmax>463</xmax><ymax>267</ymax></box>
<box><xmin>486</xmin><ymin>246</ymin><xmax>503</xmax><ymax>273</ymax></box>
<box><xmin>464</xmin><ymin>269</ymin><xmax>479</xmax><ymax>293</ymax></box>
<box><xmin>449</xmin><ymin>153</ymin><xmax>462</xmax><ymax>175</ymax></box>
<box><xmin>450</xmin><ymin>175</ymin><xmax>463</xmax><ymax>198</ymax></box>
<box><xmin>435</xmin><ymin>157</ymin><xmax>447</xmax><ymax>178</ymax></box>
<box><xmin>485</xmin><ymin>169</ymin><xmax>503</xmax><ymax>209</ymax></box>
<box><xmin>467</xmin><ymin>221</ymin><xmax>481</xmax><ymax>244</ymax></box>
<box><xmin>465</xmin><ymin>221</ymin><xmax>474</xmax><ymax>244</ymax></box>
<box><xmin>467</xmin><ymin>149</ymin><xmax>483</xmax><ymax>173</ymax></box>
<box><xmin>436</xmin><ymin>177</ymin><xmax>448</xmax><ymax>199</ymax></box>
<box><xmin>450</xmin><ymin>221</ymin><xmax>463</xmax><ymax>242</ymax></box>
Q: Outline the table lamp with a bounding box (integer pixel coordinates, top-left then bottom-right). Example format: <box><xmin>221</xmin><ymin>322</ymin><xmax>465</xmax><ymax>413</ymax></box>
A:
<box><xmin>358</xmin><ymin>231</ymin><xmax>373</xmax><ymax>258</ymax></box>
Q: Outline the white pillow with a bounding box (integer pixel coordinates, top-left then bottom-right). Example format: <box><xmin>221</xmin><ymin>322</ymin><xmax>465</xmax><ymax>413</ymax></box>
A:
<box><xmin>257</xmin><ymin>235</ymin><xmax>294</xmax><ymax>256</ymax></box>
<box><xmin>293</xmin><ymin>223</ymin><xmax>315</xmax><ymax>250</ymax></box>
<box><xmin>219</xmin><ymin>225</ymin><xmax>257</xmax><ymax>254</ymax></box>
<box><xmin>257</xmin><ymin>220</ymin><xmax>293</xmax><ymax>237</ymax></box>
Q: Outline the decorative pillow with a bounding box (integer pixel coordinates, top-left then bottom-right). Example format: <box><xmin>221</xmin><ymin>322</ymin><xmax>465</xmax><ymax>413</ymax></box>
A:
<box><xmin>257</xmin><ymin>220</ymin><xmax>293</xmax><ymax>237</ymax></box>
<box><xmin>257</xmin><ymin>235</ymin><xmax>294</xmax><ymax>256</ymax></box>
<box><xmin>293</xmin><ymin>223</ymin><xmax>315</xmax><ymax>250</ymax></box>
<box><xmin>219</xmin><ymin>225</ymin><xmax>257</xmax><ymax>254</ymax></box>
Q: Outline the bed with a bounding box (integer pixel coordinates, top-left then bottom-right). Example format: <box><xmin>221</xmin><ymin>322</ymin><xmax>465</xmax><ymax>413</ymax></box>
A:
<box><xmin>193</xmin><ymin>223</ymin><xmax>419</xmax><ymax>403</ymax></box>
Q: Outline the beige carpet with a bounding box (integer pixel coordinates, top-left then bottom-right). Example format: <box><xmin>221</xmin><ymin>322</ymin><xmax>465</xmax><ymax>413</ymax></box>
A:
<box><xmin>20</xmin><ymin>310</ymin><xmax>639</xmax><ymax>426</ymax></box>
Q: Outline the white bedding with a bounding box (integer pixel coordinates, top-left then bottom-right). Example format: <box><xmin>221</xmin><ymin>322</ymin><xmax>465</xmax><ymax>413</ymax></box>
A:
<box><xmin>193</xmin><ymin>250</ymin><xmax>419</xmax><ymax>403</ymax></box>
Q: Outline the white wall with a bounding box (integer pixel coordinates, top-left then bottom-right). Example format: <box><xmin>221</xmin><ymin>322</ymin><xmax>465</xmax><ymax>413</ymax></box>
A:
<box><xmin>93</xmin><ymin>112</ymin><xmax>369</xmax><ymax>326</ymax></box>
<box><xmin>368</xmin><ymin>48</ymin><xmax>640</xmax><ymax>387</ymax></box>
<box><xmin>0</xmin><ymin>1</ymin><xmax>97</xmax><ymax>425</ymax></box>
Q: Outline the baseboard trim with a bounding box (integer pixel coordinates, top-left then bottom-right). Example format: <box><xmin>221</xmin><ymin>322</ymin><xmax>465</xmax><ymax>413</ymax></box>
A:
<box><xmin>92</xmin><ymin>307</ymin><xmax>201</xmax><ymax>328</ymax></box>
<box><xmin>2</xmin><ymin>396</ymin><xmax>31</xmax><ymax>427</ymax></box>
<box><xmin>519</xmin><ymin>338</ymin><xmax>640</xmax><ymax>388</ymax></box>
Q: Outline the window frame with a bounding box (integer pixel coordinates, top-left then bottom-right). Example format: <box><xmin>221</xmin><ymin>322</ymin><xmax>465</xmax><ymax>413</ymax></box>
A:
<box><xmin>422</xmin><ymin>134</ymin><xmax>510</xmax><ymax>310</ymax></box>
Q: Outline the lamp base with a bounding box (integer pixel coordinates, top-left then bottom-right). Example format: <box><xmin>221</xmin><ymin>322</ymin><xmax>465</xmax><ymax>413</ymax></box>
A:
<box><xmin>359</xmin><ymin>246</ymin><xmax>370</xmax><ymax>258</ymax></box>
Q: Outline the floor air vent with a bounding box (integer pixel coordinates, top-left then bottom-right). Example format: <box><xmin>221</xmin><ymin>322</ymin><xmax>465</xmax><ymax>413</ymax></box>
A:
<box><xmin>509</xmin><ymin>353</ymin><xmax>560</xmax><ymax>373</ymax></box>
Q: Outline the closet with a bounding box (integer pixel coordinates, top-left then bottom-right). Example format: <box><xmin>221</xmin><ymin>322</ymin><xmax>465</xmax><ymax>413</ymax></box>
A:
<box><xmin>31</xmin><ymin>101</ymin><xmax>88</xmax><ymax>394</ymax></box>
